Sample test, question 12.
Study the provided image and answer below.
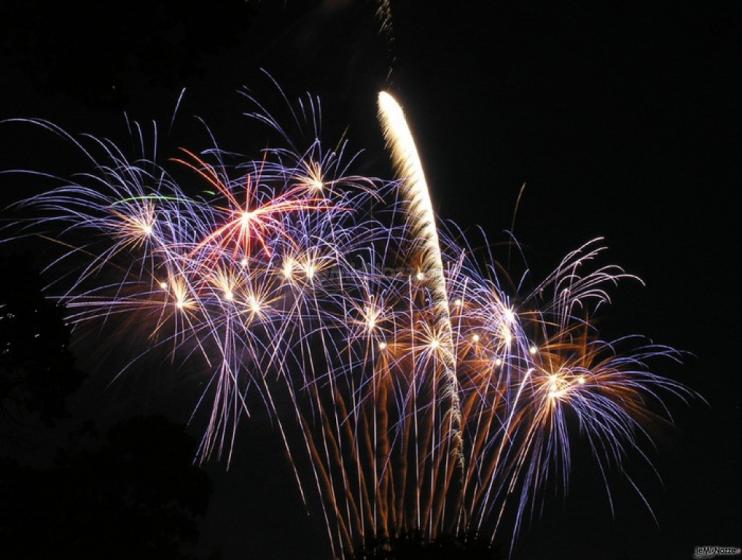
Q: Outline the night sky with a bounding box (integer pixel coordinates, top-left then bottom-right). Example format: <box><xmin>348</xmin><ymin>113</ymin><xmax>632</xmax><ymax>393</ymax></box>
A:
<box><xmin>0</xmin><ymin>2</ymin><xmax>739</xmax><ymax>559</ymax></box>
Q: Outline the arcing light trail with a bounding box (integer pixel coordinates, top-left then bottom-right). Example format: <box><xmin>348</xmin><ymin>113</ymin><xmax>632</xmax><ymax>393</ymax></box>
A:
<box><xmin>1</xmin><ymin>87</ymin><xmax>692</xmax><ymax>558</ymax></box>
<box><xmin>377</xmin><ymin>91</ymin><xmax>463</xmax><ymax>476</ymax></box>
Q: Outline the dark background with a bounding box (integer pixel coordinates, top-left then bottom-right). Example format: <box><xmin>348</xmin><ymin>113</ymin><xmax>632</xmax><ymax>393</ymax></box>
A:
<box><xmin>0</xmin><ymin>2</ymin><xmax>739</xmax><ymax>559</ymax></box>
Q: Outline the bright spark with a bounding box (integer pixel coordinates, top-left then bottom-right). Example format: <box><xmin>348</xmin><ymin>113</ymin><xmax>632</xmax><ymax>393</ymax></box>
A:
<box><xmin>282</xmin><ymin>258</ymin><xmax>295</xmax><ymax>280</ymax></box>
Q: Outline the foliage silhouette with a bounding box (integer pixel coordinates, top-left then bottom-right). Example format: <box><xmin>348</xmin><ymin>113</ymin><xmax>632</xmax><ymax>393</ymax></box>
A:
<box><xmin>0</xmin><ymin>415</ymin><xmax>213</xmax><ymax>559</ymax></box>
<box><xmin>355</xmin><ymin>531</ymin><xmax>503</xmax><ymax>560</ymax></box>
<box><xmin>0</xmin><ymin>255</ymin><xmax>84</xmax><ymax>425</ymax></box>
<box><xmin>0</xmin><ymin>257</ymin><xmax>216</xmax><ymax>559</ymax></box>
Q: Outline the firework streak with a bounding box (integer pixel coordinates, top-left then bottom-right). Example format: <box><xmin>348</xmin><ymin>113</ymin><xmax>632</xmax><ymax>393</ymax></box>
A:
<box><xmin>1</xmin><ymin>88</ymin><xmax>691</xmax><ymax>558</ymax></box>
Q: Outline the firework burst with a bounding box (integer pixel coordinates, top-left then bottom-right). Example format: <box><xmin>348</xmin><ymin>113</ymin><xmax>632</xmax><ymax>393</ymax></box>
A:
<box><xmin>1</xmin><ymin>86</ymin><xmax>692</xmax><ymax>559</ymax></box>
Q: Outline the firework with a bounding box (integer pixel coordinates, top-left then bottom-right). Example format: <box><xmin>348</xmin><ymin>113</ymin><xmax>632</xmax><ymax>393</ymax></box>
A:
<box><xmin>377</xmin><ymin>91</ymin><xmax>463</xmax><ymax>473</ymax></box>
<box><xmin>1</xmin><ymin>87</ymin><xmax>691</xmax><ymax>559</ymax></box>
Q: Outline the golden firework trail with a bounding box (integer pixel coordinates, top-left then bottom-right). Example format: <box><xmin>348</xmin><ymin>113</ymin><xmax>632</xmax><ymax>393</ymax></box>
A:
<box><xmin>377</xmin><ymin>91</ymin><xmax>464</xmax><ymax>471</ymax></box>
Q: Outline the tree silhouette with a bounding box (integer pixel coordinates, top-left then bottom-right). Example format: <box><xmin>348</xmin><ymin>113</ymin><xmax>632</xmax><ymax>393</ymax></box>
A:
<box><xmin>355</xmin><ymin>531</ymin><xmax>504</xmax><ymax>560</ymax></box>
<box><xmin>0</xmin><ymin>255</ymin><xmax>84</xmax><ymax>425</ymax></box>
<box><xmin>0</xmin><ymin>256</ymin><xmax>216</xmax><ymax>559</ymax></box>
<box><xmin>0</xmin><ymin>415</ymin><xmax>213</xmax><ymax>559</ymax></box>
